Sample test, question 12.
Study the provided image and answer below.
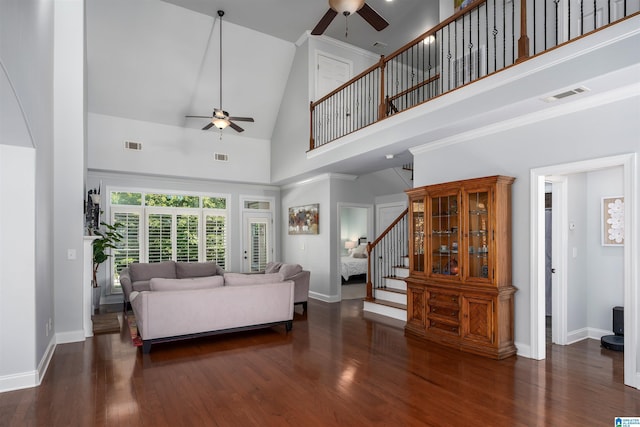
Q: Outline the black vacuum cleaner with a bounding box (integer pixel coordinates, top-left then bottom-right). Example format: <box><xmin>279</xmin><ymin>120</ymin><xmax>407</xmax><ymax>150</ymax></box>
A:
<box><xmin>601</xmin><ymin>306</ymin><xmax>624</xmax><ymax>352</ymax></box>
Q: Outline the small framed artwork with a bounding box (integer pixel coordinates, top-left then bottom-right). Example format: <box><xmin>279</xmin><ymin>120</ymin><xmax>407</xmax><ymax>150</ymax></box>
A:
<box><xmin>288</xmin><ymin>204</ymin><xmax>319</xmax><ymax>235</ymax></box>
<box><xmin>602</xmin><ymin>196</ymin><xmax>624</xmax><ymax>246</ymax></box>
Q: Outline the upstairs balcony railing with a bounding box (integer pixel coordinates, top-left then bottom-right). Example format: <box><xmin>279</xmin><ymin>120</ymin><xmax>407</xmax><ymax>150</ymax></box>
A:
<box><xmin>310</xmin><ymin>0</ymin><xmax>639</xmax><ymax>149</ymax></box>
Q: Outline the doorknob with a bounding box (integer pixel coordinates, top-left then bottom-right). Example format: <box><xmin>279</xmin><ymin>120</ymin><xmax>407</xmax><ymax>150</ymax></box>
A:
<box><xmin>551</xmin><ymin>268</ymin><xmax>556</xmax><ymax>273</ymax></box>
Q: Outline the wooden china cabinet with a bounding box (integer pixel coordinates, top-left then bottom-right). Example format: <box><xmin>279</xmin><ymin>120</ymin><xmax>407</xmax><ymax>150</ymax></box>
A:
<box><xmin>405</xmin><ymin>175</ymin><xmax>516</xmax><ymax>359</ymax></box>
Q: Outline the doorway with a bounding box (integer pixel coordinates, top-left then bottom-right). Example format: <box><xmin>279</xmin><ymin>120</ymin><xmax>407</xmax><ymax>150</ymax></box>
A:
<box><xmin>531</xmin><ymin>154</ymin><xmax>637</xmax><ymax>389</ymax></box>
<box><xmin>337</xmin><ymin>203</ymin><xmax>373</xmax><ymax>300</ymax></box>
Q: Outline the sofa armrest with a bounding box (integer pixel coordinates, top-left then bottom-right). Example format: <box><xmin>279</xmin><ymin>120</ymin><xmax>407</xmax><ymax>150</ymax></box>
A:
<box><xmin>119</xmin><ymin>267</ymin><xmax>133</xmax><ymax>302</ymax></box>
<box><xmin>288</xmin><ymin>270</ymin><xmax>310</xmax><ymax>304</ymax></box>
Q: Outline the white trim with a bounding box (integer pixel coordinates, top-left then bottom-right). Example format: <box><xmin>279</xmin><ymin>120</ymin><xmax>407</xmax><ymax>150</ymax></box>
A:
<box><xmin>549</xmin><ymin>177</ymin><xmax>569</xmax><ymax>345</ymax></box>
<box><xmin>309</xmin><ymin>290</ymin><xmax>341</xmax><ymax>303</ymax></box>
<box><xmin>530</xmin><ymin>153</ymin><xmax>638</xmax><ymax>389</ymax></box>
<box><xmin>281</xmin><ymin>173</ymin><xmax>357</xmax><ymax>189</ymax></box>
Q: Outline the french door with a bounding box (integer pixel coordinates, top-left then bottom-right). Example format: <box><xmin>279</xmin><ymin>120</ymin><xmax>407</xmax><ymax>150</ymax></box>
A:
<box><xmin>243</xmin><ymin>212</ymin><xmax>273</xmax><ymax>272</ymax></box>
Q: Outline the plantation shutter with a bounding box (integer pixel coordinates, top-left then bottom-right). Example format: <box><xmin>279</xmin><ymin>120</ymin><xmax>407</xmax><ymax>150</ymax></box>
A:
<box><xmin>111</xmin><ymin>211</ymin><xmax>141</xmax><ymax>287</ymax></box>
<box><xmin>176</xmin><ymin>214</ymin><xmax>199</xmax><ymax>262</ymax></box>
<box><xmin>147</xmin><ymin>213</ymin><xmax>172</xmax><ymax>263</ymax></box>
<box><xmin>205</xmin><ymin>214</ymin><xmax>226</xmax><ymax>270</ymax></box>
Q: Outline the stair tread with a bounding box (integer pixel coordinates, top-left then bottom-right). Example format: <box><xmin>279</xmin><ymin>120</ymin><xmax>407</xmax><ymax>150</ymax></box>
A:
<box><xmin>368</xmin><ymin>299</ymin><xmax>407</xmax><ymax>310</ymax></box>
<box><xmin>377</xmin><ymin>287</ymin><xmax>407</xmax><ymax>295</ymax></box>
<box><xmin>384</xmin><ymin>275</ymin><xmax>407</xmax><ymax>280</ymax></box>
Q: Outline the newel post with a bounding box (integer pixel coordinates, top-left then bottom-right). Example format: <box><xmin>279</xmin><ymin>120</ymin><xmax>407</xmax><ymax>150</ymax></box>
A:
<box><xmin>366</xmin><ymin>242</ymin><xmax>374</xmax><ymax>301</ymax></box>
<box><xmin>377</xmin><ymin>55</ymin><xmax>386</xmax><ymax>121</ymax></box>
<box><xmin>517</xmin><ymin>0</ymin><xmax>530</xmax><ymax>61</ymax></box>
<box><xmin>309</xmin><ymin>101</ymin><xmax>315</xmax><ymax>151</ymax></box>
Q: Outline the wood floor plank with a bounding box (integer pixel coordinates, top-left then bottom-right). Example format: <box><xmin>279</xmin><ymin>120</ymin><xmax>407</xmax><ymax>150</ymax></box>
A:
<box><xmin>0</xmin><ymin>299</ymin><xmax>638</xmax><ymax>426</ymax></box>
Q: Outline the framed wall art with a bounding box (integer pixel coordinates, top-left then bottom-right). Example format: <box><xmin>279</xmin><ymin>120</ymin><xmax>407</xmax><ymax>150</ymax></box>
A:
<box><xmin>288</xmin><ymin>204</ymin><xmax>319</xmax><ymax>235</ymax></box>
<box><xmin>602</xmin><ymin>196</ymin><xmax>624</xmax><ymax>246</ymax></box>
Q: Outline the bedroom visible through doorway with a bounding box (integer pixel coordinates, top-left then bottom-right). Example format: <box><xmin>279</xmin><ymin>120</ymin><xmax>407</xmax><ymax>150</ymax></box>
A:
<box><xmin>338</xmin><ymin>204</ymin><xmax>373</xmax><ymax>300</ymax></box>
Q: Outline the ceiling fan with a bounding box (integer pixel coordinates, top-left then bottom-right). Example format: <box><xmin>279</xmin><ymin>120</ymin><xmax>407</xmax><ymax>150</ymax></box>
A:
<box><xmin>186</xmin><ymin>10</ymin><xmax>254</xmax><ymax>133</ymax></box>
<box><xmin>311</xmin><ymin>0</ymin><xmax>389</xmax><ymax>36</ymax></box>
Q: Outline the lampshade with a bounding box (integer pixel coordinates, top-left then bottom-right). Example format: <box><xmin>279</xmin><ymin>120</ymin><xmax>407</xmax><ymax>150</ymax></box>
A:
<box><xmin>213</xmin><ymin>118</ymin><xmax>230</xmax><ymax>129</ymax></box>
<box><xmin>329</xmin><ymin>0</ymin><xmax>365</xmax><ymax>14</ymax></box>
<box><xmin>345</xmin><ymin>241</ymin><xmax>357</xmax><ymax>250</ymax></box>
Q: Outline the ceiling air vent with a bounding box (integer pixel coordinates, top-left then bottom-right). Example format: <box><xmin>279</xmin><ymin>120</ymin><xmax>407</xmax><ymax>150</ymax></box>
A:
<box><xmin>373</xmin><ymin>41</ymin><xmax>387</xmax><ymax>48</ymax></box>
<box><xmin>124</xmin><ymin>141</ymin><xmax>142</xmax><ymax>151</ymax></box>
<box><xmin>542</xmin><ymin>86</ymin><xmax>590</xmax><ymax>102</ymax></box>
<box><xmin>214</xmin><ymin>153</ymin><xmax>229</xmax><ymax>162</ymax></box>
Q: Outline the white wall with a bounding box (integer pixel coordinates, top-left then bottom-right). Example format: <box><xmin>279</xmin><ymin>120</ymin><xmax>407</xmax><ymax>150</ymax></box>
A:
<box><xmin>411</xmin><ymin>94</ymin><xmax>640</xmax><ymax>354</ymax></box>
<box><xmin>88</xmin><ymin>113</ymin><xmax>272</xmax><ymax>184</ymax></box>
<box><xmin>566</xmin><ymin>174</ymin><xmax>588</xmax><ymax>336</ymax></box>
<box><xmin>586</xmin><ymin>167</ymin><xmax>624</xmax><ymax>332</ymax></box>
<box><xmin>0</xmin><ymin>146</ymin><xmax>36</xmax><ymax>390</ymax></box>
<box><xmin>0</xmin><ymin>0</ymin><xmax>56</xmax><ymax>391</ymax></box>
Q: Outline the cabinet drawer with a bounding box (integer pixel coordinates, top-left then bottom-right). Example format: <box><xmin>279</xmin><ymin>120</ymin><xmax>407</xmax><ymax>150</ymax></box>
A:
<box><xmin>428</xmin><ymin>320</ymin><xmax>460</xmax><ymax>335</ymax></box>
<box><xmin>428</xmin><ymin>290</ymin><xmax>459</xmax><ymax>306</ymax></box>
<box><xmin>429</xmin><ymin>305</ymin><xmax>459</xmax><ymax>320</ymax></box>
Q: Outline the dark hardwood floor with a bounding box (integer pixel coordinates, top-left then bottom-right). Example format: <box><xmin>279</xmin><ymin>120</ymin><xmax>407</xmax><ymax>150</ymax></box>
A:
<box><xmin>1</xmin><ymin>299</ymin><xmax>638</xmax><ymax>426</ymax></box>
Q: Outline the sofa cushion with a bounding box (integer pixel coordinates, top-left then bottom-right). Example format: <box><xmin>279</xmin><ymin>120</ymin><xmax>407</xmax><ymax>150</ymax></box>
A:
<box><xmin>224</xmin><ymin>272</ymin><xmax>284</xmax><ymax>286</ymax></box>
<box><xmin>129</xmin><ymin>261</ymin><xmax>176</xmax><ymax>282</ymax></box>
<box><xmin>176</xmin><ymin>261</ymin><xmax>224</xmax><ymax>279</ymax></box>
<box><xmin>279</xmin><ymin>263</ymin><xmax>303</xmax><ymax>279</ymax></box>
<box><xmin>132</xmin><ymin>280</ymin><xmax>151</xmax><ymax>292</ymax></box>
<box><xmin>265</xmin><ymin>262</ymin><xmax>283</xmax><ymax>274</ymax></box>
<box><xmin>149</xmin><ymin>276</ymin><xmax>224</xmax><ymax>291</ymax></box>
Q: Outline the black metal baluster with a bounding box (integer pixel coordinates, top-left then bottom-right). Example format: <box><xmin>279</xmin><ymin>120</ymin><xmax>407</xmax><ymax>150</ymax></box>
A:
<box><xmin>503</xmin><ymin>0</ymin><xmax>506</xmax><ymax>68</ymax></box>
<box><xmin>581</xmin><ymin>0</ymin><xmax>584</xmax><ymax>35</ymax></box>
<box><xmin>493</xmin><ymin>0</ymin><xmax>498</xmax><ymax>72</ymax></box>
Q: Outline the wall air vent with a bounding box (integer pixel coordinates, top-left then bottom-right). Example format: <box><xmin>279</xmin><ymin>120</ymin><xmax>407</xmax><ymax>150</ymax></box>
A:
<box><xmin>124</xmin><ymin>141</ymin><xmax>142</xmax><ymax>151</ymax></box>
<box><xmin>214</xmin><ymin>153</ymin><xmax>229</xmax><ymax>162</ymax></box>
<box><xmin>542</xmin><ymin>86</ymin><xmax>590</xmax><ymax>102</ymax></box>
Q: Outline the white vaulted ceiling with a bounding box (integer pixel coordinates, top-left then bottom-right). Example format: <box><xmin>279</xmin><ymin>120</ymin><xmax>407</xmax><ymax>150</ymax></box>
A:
<box><xmin>86</xmin><ymin>0</ymin><xmax>436</xmax><ymax>142</ymax></box>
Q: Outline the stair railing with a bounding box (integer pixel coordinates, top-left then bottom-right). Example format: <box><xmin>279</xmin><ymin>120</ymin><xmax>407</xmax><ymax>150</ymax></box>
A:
<box><xmin>366</xmin><ymin>208</ymin><xmax>409</xmax><ymax>301</ymax></box>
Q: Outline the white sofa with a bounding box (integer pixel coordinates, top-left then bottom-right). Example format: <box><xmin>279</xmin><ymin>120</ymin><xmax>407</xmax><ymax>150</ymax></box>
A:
<box><xmin>130</xmin><ymin>273</ymin><xmax>294</xmax><ymax>353</ymax></box>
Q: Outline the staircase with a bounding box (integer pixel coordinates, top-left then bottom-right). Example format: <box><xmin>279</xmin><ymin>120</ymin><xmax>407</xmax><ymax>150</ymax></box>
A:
<box><xmin>363</xmin><ymin>209</ymin><xmax>409</xmax><ymax>322</ymax></box>
<box><xmin>363</xmin><ymin>256</ymin><xmax>408</xmax><ymax>321</ymax></box>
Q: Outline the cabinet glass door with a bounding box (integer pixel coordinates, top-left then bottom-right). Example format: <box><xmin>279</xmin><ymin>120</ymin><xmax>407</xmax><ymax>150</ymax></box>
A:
<box><xmin>430</xmin><ymin>194</ymin><xmax>460</xmax><ymax>278</ymax></box>
<box><xmin>411</xmin><ymin>198</ymin><xmax>425</xmax><ymax>273</ymax></box>
<box><xmin>467</xmin><ymin>190</ymin><xmax>490</xmax><ymax>280</ymax></box>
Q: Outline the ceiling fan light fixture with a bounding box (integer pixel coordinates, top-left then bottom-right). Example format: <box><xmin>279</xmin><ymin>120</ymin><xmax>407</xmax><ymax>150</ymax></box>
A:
<box><xmin>213</xmin><ymin>118</ymin><xmax>230</xmax><ymax>130</ymax></box>
<box><xmin>329</xmin><ymin>0</ymin><xmax>365</xmax><ymax>14</ymax></box>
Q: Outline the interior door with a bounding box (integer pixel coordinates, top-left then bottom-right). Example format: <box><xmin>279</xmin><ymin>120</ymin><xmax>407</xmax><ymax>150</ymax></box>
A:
<box><xmin>243</xmin><ymin>213</ymin><xmax>272</xmax><ymax>272</ymax></box>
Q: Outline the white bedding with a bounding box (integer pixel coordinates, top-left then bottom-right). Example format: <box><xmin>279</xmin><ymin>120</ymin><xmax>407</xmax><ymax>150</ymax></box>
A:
<box><xmin>341</xmin><ymin>256</ymin><xmax>367</xmax><ymax>281</ymax></box>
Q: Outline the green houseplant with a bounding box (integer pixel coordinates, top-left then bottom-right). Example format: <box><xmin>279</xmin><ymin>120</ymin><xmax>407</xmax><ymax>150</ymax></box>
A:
<box><xmin>92</xmin><ymin>221</ymin><xmax>123</xmax><ymax>289</ymax></box>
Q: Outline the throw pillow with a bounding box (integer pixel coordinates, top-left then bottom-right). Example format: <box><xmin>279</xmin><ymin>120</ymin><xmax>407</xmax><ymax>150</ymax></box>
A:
<box><xmin>149</xmin><ymin>276</ymin><xmax>224</xmax><ymax>291</ymax></box>
<box><xmin>223</xmin><ymin>272</ymin><xmax>284</xmax><ymax>286</ymax></box>
<box><xmin>176</xmin><ymin>261</ymin><xmax>224</xmax><ymax>278</ymax></box>
<box><xmin>129</xmin><ymin>261</ymin><xmax>176</xmax><ymax>282</ymax></box>
<box><xmin>265</xmin><ymin>261</ymin><xmax>283</xmax><ymax>274</ymax></box>
<box><xmin>279</xmin><ymin>263</ymin><xmax>303</xmax><ymax>279</ymax></box>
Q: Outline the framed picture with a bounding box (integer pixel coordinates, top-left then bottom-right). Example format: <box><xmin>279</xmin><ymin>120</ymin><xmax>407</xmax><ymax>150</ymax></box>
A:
<box><xmin>602</xmin><ymin>196</ymin><xmax>624</xmax><ymax>246</ymax></box>
<box><xmin>288</xmin><ymin>204</ymin><xmax>319</xmax><ymax>235</ymax></box>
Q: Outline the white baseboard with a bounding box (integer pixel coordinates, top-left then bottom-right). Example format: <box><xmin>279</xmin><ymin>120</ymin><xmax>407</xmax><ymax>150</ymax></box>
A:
<box><xmin>37</xmin><ymin>336</ymin><xmax>56</xmax><ymax>387</ymax></box>
<box><xmin>515</xmin><ymin>341</ymin><xmax>532</xmax><ymax>359</ymax></box>
<box><xmin>56</xmin><ymin>330</ymin><xmax>86</xmax><ymax>345</ymax></box>
<box><xmin>308</xmin><ymin>291</ymin><xmax>340</xmax><ymax>303</ymax></box>
<box><xmin>0</xmin><ymin>369</ymin><xmax>38</xmax><ymax>393</ymax></box>
<box><xmin>567</xmin><ymin>327</ymin><xmax>611</xmax><ymax>344</ymax></box>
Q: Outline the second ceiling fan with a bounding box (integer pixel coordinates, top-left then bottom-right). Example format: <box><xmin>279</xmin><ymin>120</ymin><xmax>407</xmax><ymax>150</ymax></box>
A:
<box><xmin>186</xmin><ymin>10</ymin><xmax>254</xmax><ymax>133</ymax></box>
<box><xmin>311</xmin><ymin>0</ymin><xmax>389</xmax><ymax>36</ymax></box>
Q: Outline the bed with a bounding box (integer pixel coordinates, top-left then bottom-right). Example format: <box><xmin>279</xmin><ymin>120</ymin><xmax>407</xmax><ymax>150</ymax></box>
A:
<box><xmin>341</xmin><ymin>238</ymin><xmax>368</xmax><ymax>282</ymax></box>
<box><xmin>341</xmin><ymin>255</ymin><xmax>368</xmax><ymax>282</ymax></box>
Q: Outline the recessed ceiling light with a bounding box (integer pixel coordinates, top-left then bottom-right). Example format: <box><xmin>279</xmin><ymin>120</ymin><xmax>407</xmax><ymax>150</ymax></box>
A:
<box><xmin>385</xmin><ymin>154</ymin><xmax>394</xmax><ymax>159</ymax></box>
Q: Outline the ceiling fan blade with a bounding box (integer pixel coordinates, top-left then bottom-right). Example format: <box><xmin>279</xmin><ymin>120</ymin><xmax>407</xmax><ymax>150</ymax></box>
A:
<box><xmin>228</xmin><ymin>116</ymin><xmax>254</xmax><ymax>122</ymax></box>
<box><xmin>311</xmin><ymin>9</ymin><xmax>338</xmax><ymax>35</ymax></box>
<box><xmin>228</xmin><ymin>121</ymin><xmax>245</xmax><ymax>132</ymax></box>
<box><xmin>186</xmin><ymin>115</ymin><xmax>212</xmax><ymax>119</ymax></box>
<box><xmin>357</xmin><ymin>3</ymin><xmax>389</xmax><ymax>31</ymax></box>
<box><xmin>202</xmin><ymin>122</ymin><xmax>214</xmax><ymax>130</ymax></box>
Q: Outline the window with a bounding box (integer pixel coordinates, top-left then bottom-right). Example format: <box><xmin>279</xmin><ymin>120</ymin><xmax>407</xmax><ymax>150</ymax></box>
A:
<box><xmin>109</xmin><ymin>190</ymin><xmax>229</xmax><ymax>291</ymax></box>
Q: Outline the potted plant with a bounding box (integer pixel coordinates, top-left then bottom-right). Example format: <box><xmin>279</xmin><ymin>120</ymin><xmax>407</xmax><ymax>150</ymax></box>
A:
<box><xmin>92</xmin><ymin>222</ymin><xmax>123</xmax><ymax>308</ymax></box>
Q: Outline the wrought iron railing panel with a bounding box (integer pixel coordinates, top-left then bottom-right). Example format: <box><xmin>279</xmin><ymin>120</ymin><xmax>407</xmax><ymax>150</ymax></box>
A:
<box><xmin>367</xmin><ymin>209</ymin><xmax>408</xmax><ymax>301</ymax></box>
